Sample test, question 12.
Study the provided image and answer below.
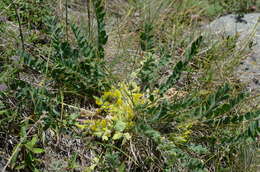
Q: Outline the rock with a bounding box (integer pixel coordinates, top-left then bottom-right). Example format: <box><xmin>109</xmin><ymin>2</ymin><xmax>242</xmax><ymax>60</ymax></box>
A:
<box><xmin>0</xmin><ymin>16</ymin><xmax>7</xmax><ymax>24</ymax></box>
<box><xmin>206</xmin><ymin>13</ymin><xmax>260</xmax><ymax>92</ymax></box>
<box><xmin>0</xmin><ymin>84</ymin><xmax>7</xmax><ymax>91</ymax></box>
<box><xmin>206</xmin><ymin>13</ymin><xmax>260</xmax><ymax>40</ymax></box>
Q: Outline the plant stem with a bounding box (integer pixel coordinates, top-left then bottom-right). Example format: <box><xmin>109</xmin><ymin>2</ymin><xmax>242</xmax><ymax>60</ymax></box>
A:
<box><xmin>13</xmin><ymin>3</ymin><xmax>25</xmax><ymax>51</ymax></box>
<box><xmin>65</xmin><ymin>0</ymin><xmax>68</xmax><ymax>41</ymax></box>
<box><xmin>86</xmin><ymin>0</ymin><xmax>91</xmax><ymax>37</ymax></box>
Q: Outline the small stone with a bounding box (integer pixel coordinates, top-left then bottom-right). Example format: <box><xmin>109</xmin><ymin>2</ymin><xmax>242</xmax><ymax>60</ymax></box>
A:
<box><xmin>11</xmin><ymin>56</ymin><xmax>20</xmax><ymax>62</ymax></box>
<box><xmin>0</xmin><ymin>16</ymin><xmax>7</xmax><ymax>23</ymax></box>
<box><xmin>0</xmin><ymin>84</ymin><xmax>7</xmax><ymax>91</ymax></box>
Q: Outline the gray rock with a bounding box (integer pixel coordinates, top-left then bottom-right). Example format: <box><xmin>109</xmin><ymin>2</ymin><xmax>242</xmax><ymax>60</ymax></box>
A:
<box><xmin>206</xmin><ymin>13</ymin><xmax>260</xmax><ymax>92</ymax></box>
<box><xmin>207</xmin><ymin>13</ymin><xmax>260</xmax><ymax>38</ymax></box>
<box><xmin>0</xmin><ymin>84</ymin><xmax>7</xmax><ymax>91</ymax></box>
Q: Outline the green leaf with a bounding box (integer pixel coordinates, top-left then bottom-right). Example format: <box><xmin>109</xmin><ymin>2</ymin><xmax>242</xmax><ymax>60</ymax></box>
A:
<box><xmin>123</xmin><ymin>133</ymin><xmax>131</xmax><ymax>140</ymax></box>
<box><xmin>25</xmin><ymin>136</ymin><xmax>38</xmax><ymax>151</ymax></box>
<box><xmin>187</xmin><ymin>36</ymin><xmax>203</xmax><ymax>59</ymax></box>
<box><xmin>0</xmin><ymin>110</ymin><xmax>8</xmax><ymax>115</ymax></box>
<box><xmin>112</xmin><ymin>132</ymin><xmax>123</xmax><ymax>140</ymax></box>
<box><xmin>31</xmin><ymin>148</ymin><xmax>45</xmax><ymax>154</ymax></box>
<box><xmin>140</xmin><ymin>22</ymin><xmax>154</xmax><ymax>52</ymax></box>
<box><xmin>114</xmin><ymin>120</ymin><xmax>127</xmax><ymax>132</ymax></box>
<box><xmin>118</xmin><ymin>163</ymin><xmax>126</xmax><ymax>172</ymax></box>
<box><xmin>28</xmin><ymin>137</ymin><xmax>37</xmax><ymax>147</ymax></box>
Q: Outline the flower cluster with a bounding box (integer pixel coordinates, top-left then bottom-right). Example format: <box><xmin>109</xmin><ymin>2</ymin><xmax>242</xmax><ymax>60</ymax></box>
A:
<box><xmin>77</xmin><ymin>82</ymin><xmax>147</xmax><ymax>141</ymax></box>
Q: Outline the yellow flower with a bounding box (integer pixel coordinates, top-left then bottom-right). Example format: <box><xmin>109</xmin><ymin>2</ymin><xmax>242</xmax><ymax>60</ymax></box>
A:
<box><xmin>77</xmin><ymin>81</ymin><xmax>148</xmax><ymax>141</ymax></box>
<box><xmin>75</xmin><ymin>124</ymin><xmax>87</xmax><ymax>129</ymax></box>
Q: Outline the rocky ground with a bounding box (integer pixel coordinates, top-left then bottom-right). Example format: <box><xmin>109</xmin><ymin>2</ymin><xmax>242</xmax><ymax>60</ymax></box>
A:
<box><xmin>206</xmin><ymin>13</ymin><xmax>260</xmax><ymax>93</ymax></box>
<box><xmin>206</xmin><ymin>13</ymin><xmax>260</xmax><ymax>170</ymax></box>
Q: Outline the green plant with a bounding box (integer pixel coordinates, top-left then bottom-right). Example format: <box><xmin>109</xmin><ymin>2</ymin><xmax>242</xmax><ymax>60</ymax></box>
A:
<box><xmin>140</xmin><ymin>22</ymin><xmax>154</xmax><ymax>52</ymax></box>
<box><xmin>1</xmin><ymin>0</ymin><xmax>110</xmax><ymax>170</ymax></box>
<box><xmin>93</xmin><ymin>0</ymin><xmax>108</xmax><ymax>58</ymax></box>
<box><xmin>77</xmin><ymin>81</ymin><xmax>146</xmax><ymax>141</ymax></box>
<box><xmin>137</xmin><ymin>35</ymin><xmax>203</xmax><ymax>93</ymax></box>
<box><xmin>135</xmin><ymin>82</ymin><xmax>259</xmax><ymax>171</ymax></box>
<box><xmin>6</xmin><ymin>0</ymin><xmax>109</xmax><ymax>98</ymax></box>
<box><xmin>20</xmin><ymin>6</ymin><xmax>109</xmax><ymax>99</ymax></box>
<box><xmin>2</xmin><ymin>122</ymin><xmax>44</xmax><ymax>172</ymax></box>
<box><xmin>0</xmin><ymin>0</ymin><xmax>52</xmax><ymax>30</ymax></box>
